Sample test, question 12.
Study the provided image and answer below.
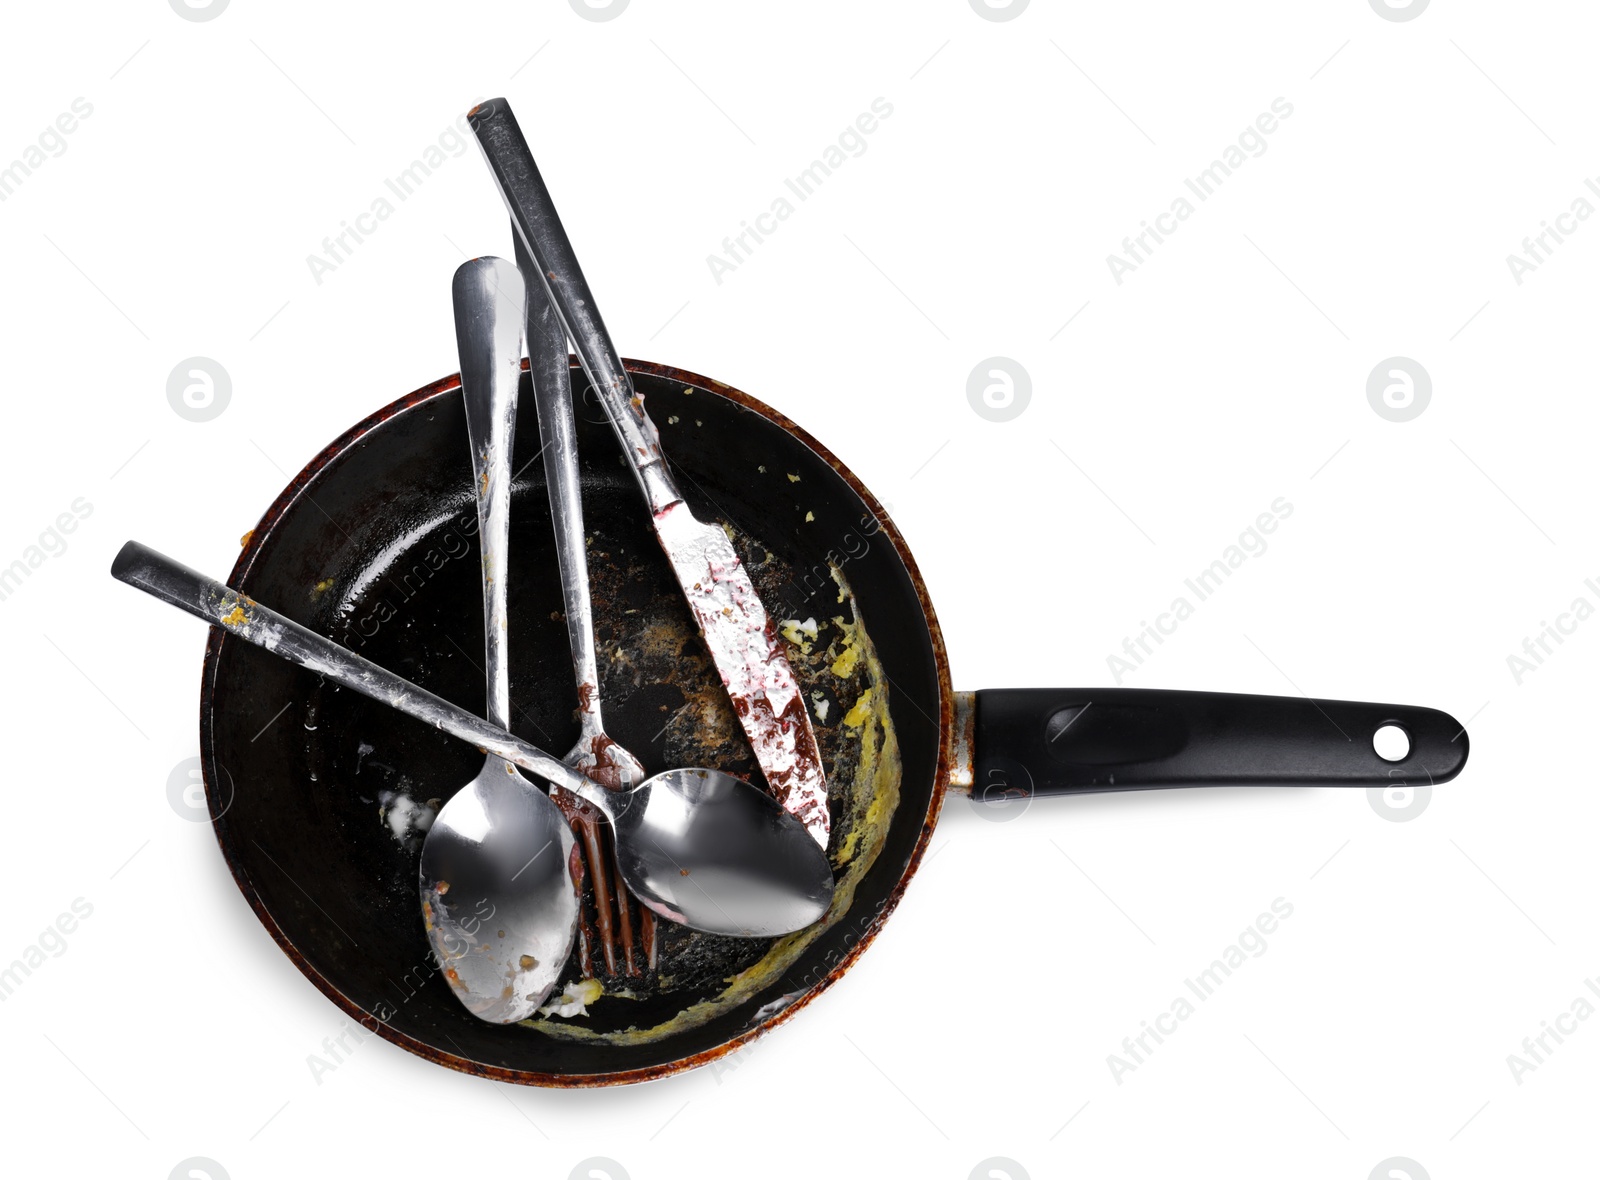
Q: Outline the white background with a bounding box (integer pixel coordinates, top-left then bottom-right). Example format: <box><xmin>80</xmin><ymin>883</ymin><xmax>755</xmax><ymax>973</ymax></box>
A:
<box><xmin>1</xmin><ymin>1</ymin><xmax>1594</xmax><ymax>1177</ymax></box>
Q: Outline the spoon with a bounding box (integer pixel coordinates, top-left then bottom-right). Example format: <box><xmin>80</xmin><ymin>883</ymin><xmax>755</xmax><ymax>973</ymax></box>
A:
<box><xmin>110</xmin><ymin>541</ymin><xmax>837</xmax><ymax>938</ymax></box>
<box><xmin>413</xmin><ymin>256</ymin><xmax>578</xmax><ymax>1023</ymax></box>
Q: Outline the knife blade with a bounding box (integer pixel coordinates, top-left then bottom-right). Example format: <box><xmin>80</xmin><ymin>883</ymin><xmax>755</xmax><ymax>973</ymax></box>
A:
<box><xmin>467</xmin><ymin>97</ymin><xmax>831</xmax><ymax>849</ymax></box>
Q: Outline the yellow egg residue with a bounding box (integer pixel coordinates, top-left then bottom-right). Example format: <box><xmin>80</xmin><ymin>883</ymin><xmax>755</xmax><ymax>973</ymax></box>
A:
<box><xmin>841</xmin><ymin>688</ymin><xmax>874</xmax><ymax>728</ymax></box>
<box><xmin>779</xmin><ymin>616</ymin><xmax>821</xmax><ymax>654</ymax></box>
<box><xmin>522</xmin><ymin>564</ymin><xmax>902</xmax><ymax>1047</ymax></box>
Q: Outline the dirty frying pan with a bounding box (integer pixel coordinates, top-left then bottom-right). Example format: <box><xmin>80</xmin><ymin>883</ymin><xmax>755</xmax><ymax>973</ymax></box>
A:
<box><xmin>199</xmin><ymin>358</ymin><xmax>1469</xmax><ymax>1086</ymax></box>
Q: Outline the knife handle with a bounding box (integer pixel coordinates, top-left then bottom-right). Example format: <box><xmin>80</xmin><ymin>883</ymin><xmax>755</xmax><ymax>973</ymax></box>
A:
<box><xmin>973</xmin><ymin>687</ymin><xmax>1468</xmax><ymax>798</ymax></box>
<box><xmin>468</xmin><ymin>97</ymin><xmax>679</xmax><ymax>515</ymax></box>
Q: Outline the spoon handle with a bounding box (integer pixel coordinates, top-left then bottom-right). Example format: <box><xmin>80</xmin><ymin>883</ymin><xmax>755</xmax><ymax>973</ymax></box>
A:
<box><xmin>110</xmin><ymin>540</ymin><xmax>591</xmax><ymax>796</ymax></box>
<box><xmin>452</xmin><ymin>256</ymin><xmax>526</xmax><ymax>734</ymax></box>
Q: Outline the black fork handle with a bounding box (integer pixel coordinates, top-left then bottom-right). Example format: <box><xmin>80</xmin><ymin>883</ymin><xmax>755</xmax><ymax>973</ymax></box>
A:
<box><xmin>973</xmin><ymin>688</ymin><xmax>1468</xmax><ymax>799</ymax></box>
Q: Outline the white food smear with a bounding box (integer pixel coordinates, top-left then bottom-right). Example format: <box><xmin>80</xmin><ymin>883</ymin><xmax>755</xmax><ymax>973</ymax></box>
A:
<box><xmin>378</xmin><ymin>790</ymin><xmax>436</xmax><ymax>845</ymax></box>
<box><xmin>811</xmin><ymin>691</ymin><xmax>830</xmax><ymax>723</ymax></box>
<box><xmin>539</xmin><ymin>977</ymin><xmax>603</xmax><ymax>1019</ymax></box>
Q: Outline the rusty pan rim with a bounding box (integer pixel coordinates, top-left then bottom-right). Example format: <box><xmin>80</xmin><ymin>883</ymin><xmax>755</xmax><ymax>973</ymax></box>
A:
<box><xmin>199</xmin><ymin>358</ymin><xmax>954</xmax><ymax>1088</ymax></box>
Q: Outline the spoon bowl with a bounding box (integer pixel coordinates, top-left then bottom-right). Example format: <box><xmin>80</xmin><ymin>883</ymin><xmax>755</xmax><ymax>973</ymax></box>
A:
<box><xmin>419</xmin><ymin>757</ymin><xmax>578</xmax><ymax>1023</ymax></box>
<box><xmin>604</xmin><ymin>768</ymin><xmax>834</xmax><ymax>937</ymax></box>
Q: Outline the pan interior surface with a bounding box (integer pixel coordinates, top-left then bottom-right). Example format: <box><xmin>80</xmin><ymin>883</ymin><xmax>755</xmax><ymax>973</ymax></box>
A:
<box><xmin>202</xmin><ymin>361</ymin><xmax>948</xmax><ymax>1084</ymax></box>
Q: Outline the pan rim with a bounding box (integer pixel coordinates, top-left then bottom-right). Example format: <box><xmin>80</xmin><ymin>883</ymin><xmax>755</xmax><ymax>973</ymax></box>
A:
<box><xmin>199</xmin><ymin>358</ymin><xmax>954</xmax><ymax>1087</ymax></box>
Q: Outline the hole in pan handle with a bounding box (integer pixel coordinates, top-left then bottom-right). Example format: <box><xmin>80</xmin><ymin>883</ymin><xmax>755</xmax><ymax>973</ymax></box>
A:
<box><xmin>972</xmin><ymin>688</ymin><xmax>1469</xmax><ymax>798</ymax></box>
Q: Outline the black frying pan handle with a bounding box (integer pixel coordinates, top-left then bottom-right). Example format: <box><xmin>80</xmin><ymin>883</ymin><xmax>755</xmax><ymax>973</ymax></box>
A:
<box><xmin>973</xmin><ymin>688</ymin><xmax>1468</xmax><ymax>798</ymax></box>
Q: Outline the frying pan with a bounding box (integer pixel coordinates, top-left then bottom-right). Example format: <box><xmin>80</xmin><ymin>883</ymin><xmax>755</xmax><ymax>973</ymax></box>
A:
<box><xmin>198</xmin><ymin>358</ymin><xmax>1468</xmax><ymax>1086</ymax></box>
